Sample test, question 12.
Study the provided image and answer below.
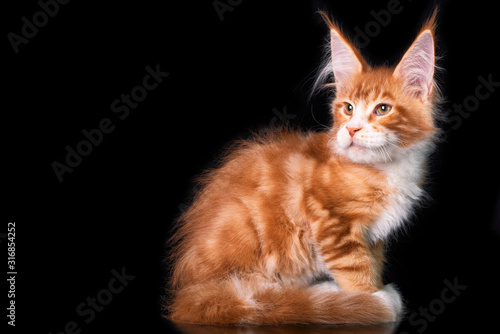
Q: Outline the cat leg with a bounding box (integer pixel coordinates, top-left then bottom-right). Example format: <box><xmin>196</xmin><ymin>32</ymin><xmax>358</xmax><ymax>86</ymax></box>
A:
<box><xmin>370</xmin><ymin>240</ymin><xmax>404</xmax><ymax>319</ymax></box>
<box><xmin>317</xmin><ymin>223</ymin><xmax>379</xmax><ymax>292</ymax></box>
<box><xmin>370</xmin><ymin>239</ymin><xmax>386</xmax><ymax>290</ymax></box>
<box><xmin>316</xmin><ymin>223</ymin><xmax>402</xmax><ymax>320</ymax></box>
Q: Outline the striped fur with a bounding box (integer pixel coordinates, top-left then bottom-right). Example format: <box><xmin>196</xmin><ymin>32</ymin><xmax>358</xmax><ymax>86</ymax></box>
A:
<box><xmin>165</xmin><ymin>10</ymin><xmax>440</xmax><ymax>325</ymax></box>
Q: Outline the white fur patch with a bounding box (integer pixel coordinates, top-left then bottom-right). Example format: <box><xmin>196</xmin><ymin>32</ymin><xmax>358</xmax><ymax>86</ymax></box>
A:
<box><xmin>230</xmin><ymin>275</ymin><xmax>257</xmax><ymax>309</ymax></box>
<box><xmin>368</xmin><ymin>141</ymin><xmax>432</xmax><ymax>242</ymax></box>
<box><xmin>373</xmin><ymin>284</ymin><xmax>403</xmax><ymax>322</ymax></box>
<box><xmin>311</xmin><ymin>280</ymin><xmax>342</xmax><ymax>293</ymax></box>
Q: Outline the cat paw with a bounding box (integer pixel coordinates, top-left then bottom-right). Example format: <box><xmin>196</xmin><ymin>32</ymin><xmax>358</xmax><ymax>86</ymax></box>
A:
<box><xmin>373</xmin><ymin>284</ymin><xmax>403</xmax><ymax>322</ymax></box>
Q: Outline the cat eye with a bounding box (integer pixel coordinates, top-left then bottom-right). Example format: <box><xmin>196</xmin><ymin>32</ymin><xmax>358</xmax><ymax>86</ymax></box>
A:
<box><xmin>374</xmin><ymin>104</ymin><xmax>392</xmax><ymax>116</ymax></box>
<box><xmin>343</xmin><ymin>103</ymin><xmax>354</xmax><ymax>116</ymax></box>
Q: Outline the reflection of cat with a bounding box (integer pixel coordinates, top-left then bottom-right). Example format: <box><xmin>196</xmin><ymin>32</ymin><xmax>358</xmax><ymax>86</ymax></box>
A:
<box><xmin>174</xmin><ymin>322</ymin><xmax>396</xmax><ymax>334</ymax></box>
<box><xmin>167</xmin><ymin>10</ymin><xmax>440</xmax><ymax>325</ymax></box>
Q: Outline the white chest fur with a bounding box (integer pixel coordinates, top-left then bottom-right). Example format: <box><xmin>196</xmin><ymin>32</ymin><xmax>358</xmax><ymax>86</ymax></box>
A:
<box><xmin>368</xmin><ymin>144</ymin><xmax>431</xmax><ymax>243</ymax></box>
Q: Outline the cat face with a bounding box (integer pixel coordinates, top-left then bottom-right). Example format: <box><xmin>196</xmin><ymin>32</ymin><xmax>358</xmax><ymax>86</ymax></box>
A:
<box><xmin>322</xmin><ymin>18</ymin><xmax>438</xmax><ymax>164</ymax></box>
<box><xmin>332</xmin><ymin>68</ymin><xmax>436</xmax><ymax>164</ymax></box>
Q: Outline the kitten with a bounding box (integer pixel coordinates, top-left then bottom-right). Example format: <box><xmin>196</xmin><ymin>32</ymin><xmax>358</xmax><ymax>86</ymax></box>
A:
<box><xmin>166</xmin><ymin>10</ymin><xmax>440</xmax><ymax>325</ymax></box>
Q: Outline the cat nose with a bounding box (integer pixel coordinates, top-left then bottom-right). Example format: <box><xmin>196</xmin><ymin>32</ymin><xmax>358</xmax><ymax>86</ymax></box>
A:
<box><xmin>346</xmin><ymin>126</ymin><xmax>362</xmax><ymax>138</ymax></box>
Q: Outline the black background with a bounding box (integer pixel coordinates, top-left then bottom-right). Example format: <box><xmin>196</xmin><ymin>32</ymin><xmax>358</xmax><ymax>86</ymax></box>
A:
<box><xmin>4</xmin><ymin>0</ymin><xmax>500</xmax><ymax>333</ymax></box>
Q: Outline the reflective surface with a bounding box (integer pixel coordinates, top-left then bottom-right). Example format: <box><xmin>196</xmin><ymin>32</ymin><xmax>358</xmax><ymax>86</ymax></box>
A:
<box><xmin>172</xmin><ymin>322</ymin><xmax>399</xmax><ymax>334</ymax></box>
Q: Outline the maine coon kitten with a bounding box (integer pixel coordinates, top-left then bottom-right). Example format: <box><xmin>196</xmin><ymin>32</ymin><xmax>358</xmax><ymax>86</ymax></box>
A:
<box><xmin>166</xmin><ymin>10</ymin><xmax>440</xmax><ymax>325</ymax></box>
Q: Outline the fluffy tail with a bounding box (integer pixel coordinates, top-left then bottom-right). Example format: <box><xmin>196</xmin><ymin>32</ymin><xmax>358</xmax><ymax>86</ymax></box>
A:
<box><xmin>166</xmin><ymin>277</ymin><xmax>402</xmax><ymax>325</ymax></box>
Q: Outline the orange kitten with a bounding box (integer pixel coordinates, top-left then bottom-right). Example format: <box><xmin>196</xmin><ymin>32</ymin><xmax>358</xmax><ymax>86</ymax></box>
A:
<box><xmin>166</xmin><ymin>10</ymin><xmax>440</xmax><ymax>325</ymax></box>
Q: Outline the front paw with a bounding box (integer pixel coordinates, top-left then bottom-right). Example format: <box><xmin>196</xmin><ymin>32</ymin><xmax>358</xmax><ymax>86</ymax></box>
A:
<box><xmin>373</xmin><ymin>284</ymin><xmax>403</xmax><ymax>322</ymax></box>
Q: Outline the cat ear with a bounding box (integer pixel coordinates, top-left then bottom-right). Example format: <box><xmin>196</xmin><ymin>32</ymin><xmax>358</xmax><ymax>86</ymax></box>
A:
<box><xmin>329</xmin><ymin>28</ymin><xmax>364</xmax><ymax>87</ymax></box>
<box><xmin>313</xmin><ymin>12</ymin><xmax>367</xmax><ymax>94</ymax></box>
<box><xmin>393</xmin><ymin>28</ymin><xmax>435</xmax><ymax>101</ymax></box>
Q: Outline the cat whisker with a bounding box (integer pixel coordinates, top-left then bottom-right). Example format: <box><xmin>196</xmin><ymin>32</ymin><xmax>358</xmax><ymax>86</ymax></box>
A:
<box><xmin>378</xmin><ymin>146</ymin><xmax>392</xmax><ymax>163</ymax></box>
